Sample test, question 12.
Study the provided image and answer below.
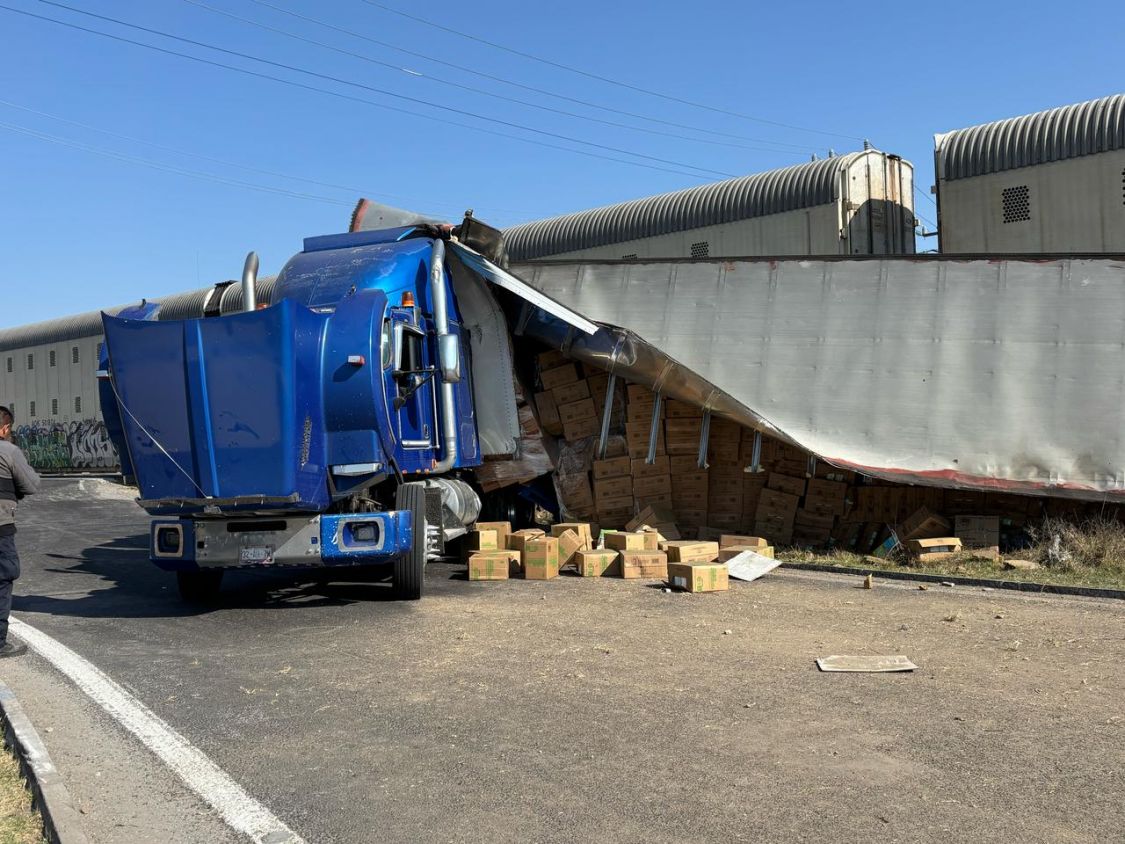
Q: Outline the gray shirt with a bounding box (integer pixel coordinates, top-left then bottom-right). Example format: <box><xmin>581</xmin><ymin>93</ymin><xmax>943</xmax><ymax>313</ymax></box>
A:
<box><xmin>0</xmin><ymin>439</ymin><xmax>41</xmax><ymax>536</ymax></box>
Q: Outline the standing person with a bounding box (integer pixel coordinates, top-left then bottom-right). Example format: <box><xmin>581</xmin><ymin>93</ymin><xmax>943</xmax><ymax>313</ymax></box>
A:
<box><xmin>0</xmin><ymin>405</ymin><xmax>40</xmax><ymax>658</ymax></box>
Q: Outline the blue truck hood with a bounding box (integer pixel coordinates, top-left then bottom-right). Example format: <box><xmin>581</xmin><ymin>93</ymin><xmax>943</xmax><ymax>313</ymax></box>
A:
<box><xmin>102</xmin><ymin>300</ymin><xmax>332</xmax><ymax>515</ymax></box>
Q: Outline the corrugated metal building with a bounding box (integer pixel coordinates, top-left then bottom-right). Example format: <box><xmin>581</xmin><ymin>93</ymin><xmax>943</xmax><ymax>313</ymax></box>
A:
<box><xmin>935</xmin><ymin>93</ymin><xmax>1125</xmax><ymax>252</ymax></box>
<box><xmin>505</xmin><ymin>149</ymin><xmax>915</xmax><ymax>260</ymax></box>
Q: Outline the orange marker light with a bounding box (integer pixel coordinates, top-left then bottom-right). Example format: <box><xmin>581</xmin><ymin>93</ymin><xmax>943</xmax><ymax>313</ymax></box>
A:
<box><xmin>402</xmin><ymin>291</ymin><xmax>415</xmax><ymax>307</ymax></box>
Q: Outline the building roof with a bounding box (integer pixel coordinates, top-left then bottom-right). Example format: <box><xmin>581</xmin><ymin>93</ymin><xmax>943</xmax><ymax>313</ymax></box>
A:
<box><xmin>935</xmin><ymin>93</ymin><xmax>1125</xmax><ymax>181</ymax></box>
<box><xmin>503</xmin><ymin>151</ymin><xmax>873</xmax><ymax>261</ymax></box>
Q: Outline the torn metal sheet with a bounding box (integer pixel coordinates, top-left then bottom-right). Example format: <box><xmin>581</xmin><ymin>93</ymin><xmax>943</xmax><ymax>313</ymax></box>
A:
<box><xmin>516</xmin><ymin>256</ymin><xmax>1125</xmax><ymax>501</ymax></box>
<box><xmin>816</xmin><ymin>655</ymin><xmax>918</xmax><ymax>673</ymax></box>
<box><xmin>726</xmin><ymin>551</ymin><xmax>783</xmax><ymax>582</ymax></box>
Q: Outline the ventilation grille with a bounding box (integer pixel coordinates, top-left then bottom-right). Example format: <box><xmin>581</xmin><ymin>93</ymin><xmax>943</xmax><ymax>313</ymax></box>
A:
<box><xmin>29</xmin><ymin>401</ymin><xmax>35</xmax><ymax>418</ymax></box>
<box><xmin>49</xmin><ymin>350</ymin><xmax>56</xmax><ymax>367</ymax></box>
<box><xmin>51</xmin><ymin>398</ymin><xmax>58</xmax><ymax>416</ymax></box>
<box><xmin>72</xmin><ymin>346</ymin><xmax>80</xmax><ymax>364</ymax></box>
<box><xmin>74</xmin><ymin>396</ymin><xmax>82</xmax><ymax>413</ymax></box>
<box><xmin>690</xmin><ymin>240</ymin><xmax>710</xmax><ymax>258</ymax></box>
<box><xmin>621</xmin><ymin>253</ymin><xmax>638</xmax><ymax>261</ymax></box>
<box><xmin>5</xmin><ymin>357</ymin><xmax>11</xmax><ymax>373</ymax></box>
<box><xmin>1121</xmin><ymin>168</ymin><xmax>1125</xmax><ymax>206</ymax></box>
<box><xmin>1002</xmin><ymin>185</ymin><xmax>1031</xmax><ymax>223</ymax></box>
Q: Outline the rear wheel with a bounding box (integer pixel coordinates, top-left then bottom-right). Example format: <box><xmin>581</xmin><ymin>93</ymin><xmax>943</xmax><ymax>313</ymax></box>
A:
<box><xmin>176</xmin><ymin>569</ymin><xmax>224</xmax><ymax>603</ymax></box>
<box><xmin>394</xmin><ymin>484</ymin><xmax>427</xmax><ymax>600</ymax></box>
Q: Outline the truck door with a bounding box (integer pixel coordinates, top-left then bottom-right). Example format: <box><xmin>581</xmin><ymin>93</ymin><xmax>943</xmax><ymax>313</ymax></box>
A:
<box><xmin>387</xmin><ymin>309</ymin><xmax>438</xmax><ymax>458</ymax></box>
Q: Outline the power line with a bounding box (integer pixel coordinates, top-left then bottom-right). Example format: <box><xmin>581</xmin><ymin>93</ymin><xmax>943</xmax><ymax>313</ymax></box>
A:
<box><xmin>36</xmin><ymin>0</ymin><xmax>737</xmax><ymax>180</ymax></box>
<box><xmin>0</xmin><ymin>97</ymin><xmax>532</xmax><ymax>218</ymax></box>
<box><xmin>0</xmin><ymin>4</ymin><xmax>725</xmax><ymax>183</ymax></box>
<box><xmin>358</xmin><ymin>0</ymin><xmax>864</xmax><ymax>142</ymax></box>
<box><xmin>181</xmin><ymin>0</ymin><xmax>809</xmax><ymax>159</ymax></box>
<box><xmin>0</xmin><ymin>118</ymin><xmax>355</xmax><ymax>205</ymax></box>
<box><xmin>248</xmin><ymin>0</ymin><xmax>819</xmax><ymax>153</ymax></box>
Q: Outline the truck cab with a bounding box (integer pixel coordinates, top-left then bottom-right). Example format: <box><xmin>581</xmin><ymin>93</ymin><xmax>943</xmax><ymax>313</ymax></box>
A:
<box><xmin>98</xmin><ymin>219</ymin><xmax>594</xmax><ymax>601</ymax></box>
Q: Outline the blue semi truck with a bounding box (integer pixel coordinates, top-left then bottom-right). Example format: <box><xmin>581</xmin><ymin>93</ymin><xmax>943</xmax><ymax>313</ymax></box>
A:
<box><xmin>97</xmin><ymin>216</ymin><xmax>597</xmax><ymax>601</ymax></box>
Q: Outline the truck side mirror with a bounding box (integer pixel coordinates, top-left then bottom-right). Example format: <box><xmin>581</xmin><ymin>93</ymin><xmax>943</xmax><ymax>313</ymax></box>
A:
<box><xmin>438</xmin><ymin>334</ymin><xmax>461</xmax><ymax>383</ymax></box>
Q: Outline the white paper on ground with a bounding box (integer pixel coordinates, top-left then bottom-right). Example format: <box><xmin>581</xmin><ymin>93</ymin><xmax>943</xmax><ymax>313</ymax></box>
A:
<box><xmin>726</xmin><ymin>550</ymin><xmax>783</xmax><ymax>582</ymax></box>
<box><xmin>816</xmin><ymin>655</ymin><xmax>918</xmax><ymax>673</ymax></box>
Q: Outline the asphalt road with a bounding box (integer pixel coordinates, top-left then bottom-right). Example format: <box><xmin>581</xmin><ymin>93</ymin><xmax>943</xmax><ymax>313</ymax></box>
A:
<box><xmin>5</xmin><ymin>478</ymin><xmax>1125</xmax><ymax>843</ymax></box>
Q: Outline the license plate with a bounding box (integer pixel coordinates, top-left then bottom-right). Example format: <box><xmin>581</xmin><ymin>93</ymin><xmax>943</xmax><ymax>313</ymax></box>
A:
<box><xmin>240</xmin><ymin>546</ymin><xmax>274</xmax><ymax>565</ymax></box>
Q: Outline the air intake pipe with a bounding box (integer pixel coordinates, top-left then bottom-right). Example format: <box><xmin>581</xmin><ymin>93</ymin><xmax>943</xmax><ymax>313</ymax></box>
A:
<box><xmin>429</xmin><ymin>239</ymin><xmax>458</xmax><ymax>473</ymax></box>
<box><xmin>241</xmin><ymin>251</ymin><xmax>259</xmax><ymax>313</ymax></box>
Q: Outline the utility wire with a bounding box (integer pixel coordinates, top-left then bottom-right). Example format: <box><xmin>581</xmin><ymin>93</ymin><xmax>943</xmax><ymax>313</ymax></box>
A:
<box><xmin>0</xmin><ymin>97</ymin><xmax>528</xmax><ymax>217</ymax></box>
<box><xmin>0</xmin><ymin>118</ymin><xmax>354</xmax><ymax>205</ymax></box>
<box><xmin>0</xmin><ymin>4</ymin><xmax>724</xmax><ymax>182</ymax></box>
<box><xmin>36</xmin><ymin>0</ymin><xmax>736</xmax><ymax>180</ymax></box>
<box><xmin>359</xmin><ymin>0</ymin><xmax>864</xmax><ymax>142</ymax></box>
<box><xmin>181</xmin><ymin>0</ymin><xmax>809</xmax><ymax>159</ymax></box>
<box><xmin>248</xmin><ymin>0</ymin><xmax>819</xmax><ymax>153</ymax></box>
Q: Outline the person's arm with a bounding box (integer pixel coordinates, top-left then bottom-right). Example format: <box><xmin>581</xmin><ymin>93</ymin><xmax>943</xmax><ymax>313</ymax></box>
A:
<box><xmin>9</xmin><ymin>447</ymin><xmax>41</xmax><ymax>498</ymax></box>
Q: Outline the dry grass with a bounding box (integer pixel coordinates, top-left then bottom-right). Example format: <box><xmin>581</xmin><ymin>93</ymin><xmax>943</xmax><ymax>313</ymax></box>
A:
<box><xmin>0</xmin><ymin>742</ymin><xmax>45</xmax><ymax>844</ymax></box>
<box><xmin>780</xmin><ymin>516</ymin><xmax>1125</xmax><ymax>590</ymax></box>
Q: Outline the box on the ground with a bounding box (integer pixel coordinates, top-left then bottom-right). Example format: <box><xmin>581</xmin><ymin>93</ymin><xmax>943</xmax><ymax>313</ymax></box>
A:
<box><xmin>635</xmin><ymin>526</ymin><xmax>665</xmax><ymax>551</ymax></box>
<box><xmin>954</xmin><ymin>515</ymin><xmax>1000</xmax><ymax>548</ymax></box>
<box><xmin>467</xmin><ymin>551</ymin><xmax>518</xmax><ymax>581</ymax></box>
<box><xmin>720</xmin><ymin>534</ymin><xmax>769</xmax><ymax>548</ymax></box>
<box><xmin>540</xmin><ymin>363</ymin><xmax>580</xmax><ymax>391</ymax></box>
<box><xmin>605</xmin><ymin>531</ymin><xmax>646</xmax><ymax>552</ymax></box>
<box><xmin>718</xmin><ymin>544</ymin><xmax>774</xmax><ymax>562</ymax></box>
<box><xmin>668</xmin><ymin>561</ymin><xmax>729</xmax><ymax>592</ymax></box>
<box><xmin>508</xmin><ymin>528</ymin><xmax>547</xmax><ymax>552</ymax></box>
<box><xmin>907</xmin><ymin>536</ymin><xmax>962</xmax><ymax>561</ymax></box>
<box><xmin>523</xmin><ymin>537</ymin><xmax>560</xmax><ymax>579</ymax></box>
<box><xmin>473</xmin><ymin>521</ymin><xmax>512</xmax><ymax>550</ymax></box>
<box><xmin>464</xmin><ymin>529</ymin><xmax>499</xmax><ymax>552</ymax></box>
<box><xmin>575</xmin><ymin>549</ymin><xmax>619</xmax><ymax>577</ymax></box>
<box><xmin>619</xmin><ymin>550</ymin><xmax>669</xmax><ymax>579</ymax></box>
<box><xmin>664</xmin><ymin>540</ymin><xmax>720</xmax><ymax>562</ymax></box>
<box><xmin>627</xmin><ymin>504</ymin><xmax>676</xmax><ymax>530</ymax></box>
<box><xmin>533</xmin><ymin>391</ymin><xmax>563</xmax><ymax>436</ymax></box>
<box><xmin>899</xmin><ymin>506</ymin><xmax>952</xmax><ymax>541</ymax></box>
<box><xmin>552</xmin><ymin>379</ymin><xmax>590</xmax><ymax>406</ymax></box>
<box><xmin>555</xmin><ymin>528</ymin><xmax>584</xmax><ymax>567</ymax></box>
<box><xmin>593</xmin><ymin>456</ymin><xmax>632</xmax><ymax>480</ymax></box>
<box><xmin>551</xmin><ymin>522</ymin><xmax>593</xmax><ymax>548</ymax></box>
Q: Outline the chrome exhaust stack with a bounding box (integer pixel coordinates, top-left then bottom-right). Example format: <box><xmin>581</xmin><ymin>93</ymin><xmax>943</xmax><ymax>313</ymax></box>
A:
<box><xmin>241</xmin><ymin>251</ymin><xmax>259</xmax><ymax>313</ymax></box>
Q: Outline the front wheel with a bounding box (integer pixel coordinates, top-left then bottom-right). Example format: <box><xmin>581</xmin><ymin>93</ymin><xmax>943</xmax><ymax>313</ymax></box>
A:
<box><xmin>176</xmin><ymin>569</ymin><xmax>224</xmax><ymax>603</ymax></box>
<box><xmin>394</xmin><ymin>484</ymin><xmax>427</xmax><ymax>600</ymax></box>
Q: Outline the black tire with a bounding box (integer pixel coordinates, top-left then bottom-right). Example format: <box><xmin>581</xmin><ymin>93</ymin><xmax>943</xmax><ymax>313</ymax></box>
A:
<box><xmin>394</xmin><ymin>483</ymin><xmax>427</xmax><ymax>600</ymax></box>
<box><xmin>177</xmin><ymin>569</ymin><xmax>224</xmax><ymax>603</ymax></box>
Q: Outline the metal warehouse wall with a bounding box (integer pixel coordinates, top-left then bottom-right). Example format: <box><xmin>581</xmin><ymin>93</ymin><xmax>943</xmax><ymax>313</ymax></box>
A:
<box><xmin>937</xmin><ymin>149</ymin><xmax>1125</xmax><ymax>252</ymax></box>
<box><xmin>0</xmin><ymin>335</ymin><xmax>116</xmax><ymax>470</ymax></box>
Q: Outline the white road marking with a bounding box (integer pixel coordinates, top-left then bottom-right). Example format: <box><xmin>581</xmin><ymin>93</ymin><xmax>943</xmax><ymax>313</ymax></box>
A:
<box><xmin>10</xmin><ymin>617</ymin><xmax>305</xmax><ymax>844</ymax></box>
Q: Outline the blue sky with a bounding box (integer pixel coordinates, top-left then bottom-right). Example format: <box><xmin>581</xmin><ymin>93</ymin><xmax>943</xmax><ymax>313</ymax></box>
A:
<box><xmin>0</xmin><ymin>0</ymin><xmax>1119</xmax><ymax>326</ymax></box>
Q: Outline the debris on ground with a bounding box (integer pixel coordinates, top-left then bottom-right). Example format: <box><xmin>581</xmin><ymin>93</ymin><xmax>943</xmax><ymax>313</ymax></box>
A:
<box><xmin>816</xmin><ymin>655</ymin><xmax>918</xmax><ymax>673</ymax></box>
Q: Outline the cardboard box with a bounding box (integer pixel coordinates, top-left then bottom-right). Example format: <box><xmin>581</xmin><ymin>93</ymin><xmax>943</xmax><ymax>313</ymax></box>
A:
<box><xmin>899</xmin><ymin>507</ymin><xmax>952</xmax><ymax>541</ymax></box>
<box><xmin>533</xmin><ymin>391</ymin><xmax>563</xmax><ymax>436</ymax></box>
<box><xmin>718</xmin><ymin>544</ymin><xmax>774</xmax><ymax>562</ymax></box>
<box><xmin>537</xmin><ymin>349</ymin><xmax>569</xmax><ymax>370</ymax></box>
<box><xmin>626</xmin><ymin>504</ymin><xmax>677</xmax><ymax>531</ymax></box>
<box><xmin>626</xmin><ymin>420</ymin><xmax>665</xmax><ymax>458</ymax></box>
<box><xmin>552</xmin><ymin>379</ymin><xmax>590</xmax><ymax>406</ymax></box>
<box><xmin>596</xmin><ymin>507</ymin><xmax>634</xmax><ymax>528</ymax></box>
<box><xmin>472</xmin><ymin>521</ymin><xmax>511</xmax><ymax>550</ymax></box>
<box><xmin>708</xmin><ymin>492</ymin><xmax>743</xmax><ymax>514</ymax></box>
<box><xmin>555</xmin><ymin>528</ymin><xmax>584</xmax><ymax>567</ymax></box>
<box><xmin>637</xmin><ymin>527</ymin><xmax>665</xmax><ymax>551</ymax></box>
<box><xmin>563</xmin><ymin>415</ymin><xmax>601</xmax><ymax>441</ymax></box>
<box><xmin>636</xmin><ymin>491</ymin><xmax>674</xmax><ymax>509</ymax></box>
<box><xmin>675</xmin><ymin>508</ymin><xmax>709</xmax><ymax>529</ymax></box>
<box><xmin>558</xmin><ymin>397</ymin><xmax>597</xmax><ymax>426</ymax></box>
<box><xmin>664</xmin><ymin>540</ymin><xmax>720</xmax><ymax>563</ymax></box>
<box><xmin>619</xmin><ymin>550</ymin><xmax>669</xmax><ymax>579</ymax></box>
<box><xmin>668</xmin><ymin>561</ymin><xmax>729</xmax><ymax>593</ymax></box>
<box><xmin>756</xmin><ymin>489</ymin><xmax>799</xmax><ymax>519</ymax></box>
<box><xmin>720</xmin><ymin>534</ymin><xmax>768</xmax><ymax>548</ymax></box>
<box><xmin>508</xmin><ymin>528</ymin><xmax>547</xmax><ymax>552</ymax></box>
<box><xmin>630</xmin><ymin>455</ymin><xmax>670</xmax><ymax>477</ymax></box>
<box><xmin>672</xmin><ymin>486</ymin><xmax>709</xmax><ymax>508</ymax></box>
<box><xmin>954</xmin><ymin>515</ymin><xmax>1000</xmax><ymax>548</ymax></box>
<box><xmin>767</xmin><ymin>472</ymin><xmax>807</xmax><ymax>498</ymax></box>
<box><xmin>633</xmin><ymin>474</ymin><xmax>672</xmax><ymax>498</ymax></box>
<box><xmin>707</xmin><ymin>440</ymin><xmax>741</xmax><ymax>463</ymax></box>
<box><xmin>593</xmin><ymin>456</ymin><xmax>632</xmax><ymax>480</ymax></box>
<box><xmin>540</xmin><ymin>363</ymin><xmax>580</xmax><ymax>391</ymax></box>
<box><xmin>522</xmin><ymin>537</ymin><xmax>560</xmax><ymax>579</ymax></box>
<box><xmin>708</xmin><ymin>512</ymin><xmax>744</xmax><ymax>531</ymax></box>
<box><xmin>464</xmin><ymin>529</ymin><xmax>499</xmax><ymax>552</ymax></box>
<box><xmin>605</xmin><ymin>531</ymin><xmax>646</xmax><ymax>551</ymax></box>
<box><xmin>558</xmin><ymin>473</ymin><xmax>595</xmax><ymax>514</ymax></box>
<box><xmin>467</xmin><ymin>551</ymin><xmax>518</xmax><ymax>581</ymax></box>
<box><xmin>551</xmin><ymin>522</ymin><xmax>593</xmax><ymax>549</ymax></box>
<box><xmin>594</xmin><ymin>476</ymin><xmax>633</xmax><ymax>501</ymax></box>
<box><xmin>907</xmin><ymin>536</ymin><xmax>962</xmax><ymax>561</ymax></box>
<box><xmin>664</xmin><ymin>400</ymin><xmax>702</xmax><ymax>419</ymax></box>
<box><xmin>665</xmin><ymin>418</ymin><xmax>703</xmax><ymax>454</ymax></box>
<box><xmin>575</xmin><ymin>549</ymin><xmax>619</xmax><ymax>577</ymax></box>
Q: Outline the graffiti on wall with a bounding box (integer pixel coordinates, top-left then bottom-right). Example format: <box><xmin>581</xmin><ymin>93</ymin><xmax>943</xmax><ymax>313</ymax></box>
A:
<box><xmin>13</xmin><ymin>419</ymin><xmax>118</xmax><ymax>471</ymax></box>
